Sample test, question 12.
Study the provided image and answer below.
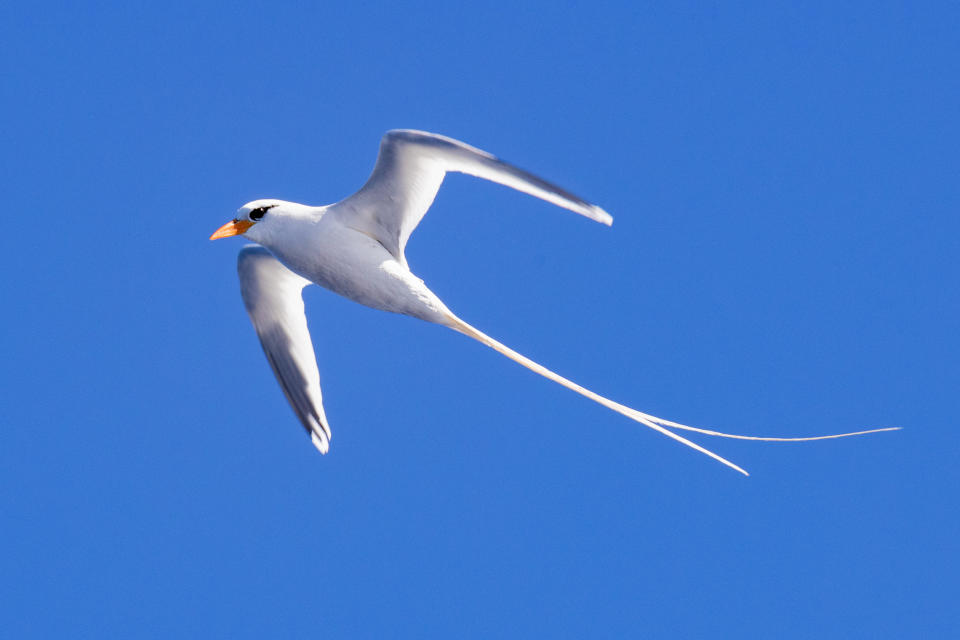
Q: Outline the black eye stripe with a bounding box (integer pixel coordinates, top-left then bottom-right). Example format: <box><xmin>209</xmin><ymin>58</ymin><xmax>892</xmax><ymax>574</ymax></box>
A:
<box><xmin>249</xmin><ymin>204</ymin><xmax>276</xmax><ymax>221</ymax></box>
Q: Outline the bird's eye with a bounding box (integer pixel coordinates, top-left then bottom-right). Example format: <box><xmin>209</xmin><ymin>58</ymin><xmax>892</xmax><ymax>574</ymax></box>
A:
<box><xmin>249</xmin><ymin>205</ymin><xmax>275</xmax><ymax>221</ymax></box>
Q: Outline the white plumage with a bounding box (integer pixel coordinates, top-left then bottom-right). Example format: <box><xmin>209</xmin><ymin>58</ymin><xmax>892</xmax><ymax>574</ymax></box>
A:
<box><xmin>212</xmin><ymin>129</ymin><xmax>897</xmax><ymax>475</ymax></box>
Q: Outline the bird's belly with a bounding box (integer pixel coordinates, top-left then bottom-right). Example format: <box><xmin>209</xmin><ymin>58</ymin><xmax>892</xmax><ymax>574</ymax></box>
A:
<box><xmin>270</xmin><ymin>227</ymin><xmax>451</xmax><ymax>324</ymax></box>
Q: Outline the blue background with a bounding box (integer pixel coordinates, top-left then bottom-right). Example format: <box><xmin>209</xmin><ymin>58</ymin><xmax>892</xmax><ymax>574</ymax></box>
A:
<box><xmin>2</xmin><ymin>2</ymin><xmax>957</xmax><ymax>637</ymax></box>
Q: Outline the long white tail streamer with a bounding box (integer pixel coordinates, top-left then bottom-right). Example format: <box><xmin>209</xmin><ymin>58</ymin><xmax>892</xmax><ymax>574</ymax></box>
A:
<box><xmin>447</xmin><ymin>315</ymin><xmax>899</xmax><ymax>476</ymax></box>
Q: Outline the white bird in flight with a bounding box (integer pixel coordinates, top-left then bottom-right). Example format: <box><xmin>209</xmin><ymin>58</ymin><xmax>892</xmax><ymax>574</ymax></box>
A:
<box><xmin>211</xmin><ymin>130</ymin><xmax>896</xmax><ymax>475</ymax></box>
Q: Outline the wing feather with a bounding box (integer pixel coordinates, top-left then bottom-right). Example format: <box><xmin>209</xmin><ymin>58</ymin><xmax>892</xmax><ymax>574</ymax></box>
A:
<box><xmin>338</xmin><ymin>130</ymin><xmax>612</xmax><ymax>262</ymax></box>
<box><xmin>237</xmin><ymin>245</ymin><xmax>331</xmax><ymax>452</ymax></box>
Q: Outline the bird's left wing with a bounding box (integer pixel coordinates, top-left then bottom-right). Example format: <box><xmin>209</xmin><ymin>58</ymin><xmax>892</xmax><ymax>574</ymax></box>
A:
<box><xmin>237</xmin><ymin>245</ymin><xmax>331</xmax><ymax>452</ymax></box>
<box><xmin>336</xmin><ymin>130</ymin><xmax>613</xmax><ymax>263</ymax></box>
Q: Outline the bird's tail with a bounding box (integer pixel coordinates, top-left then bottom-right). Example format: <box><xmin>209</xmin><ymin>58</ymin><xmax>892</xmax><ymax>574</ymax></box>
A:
<box><xmin>444</xmin><ymin>315</ymin><xmax>899</xmax><ymax>476</ymax></box>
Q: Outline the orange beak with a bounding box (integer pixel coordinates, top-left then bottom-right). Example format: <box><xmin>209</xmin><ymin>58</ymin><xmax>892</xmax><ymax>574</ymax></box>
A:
<box><xmin>209</xmin><ymin>219</ymin><xmax>255</xmax><ymax>240</ymax></box>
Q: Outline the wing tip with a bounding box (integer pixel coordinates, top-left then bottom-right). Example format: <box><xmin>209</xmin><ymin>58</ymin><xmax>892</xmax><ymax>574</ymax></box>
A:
<box><xmin>311</xmin><ymin>430</ymin><xmax>330</xmax><ymax>454</ymax></box>
<box><xmin>586</xmin><ymin>205</ymin><xmax>613</xmax><ymax>226</ymax></box>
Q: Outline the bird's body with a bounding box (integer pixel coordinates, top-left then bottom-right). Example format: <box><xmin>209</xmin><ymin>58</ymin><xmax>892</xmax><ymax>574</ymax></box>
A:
<box><xmin>212</xmin><ymin>129</ymin><xmax>897</xmax><ymax>475</ymax></box>
<box><xmin>249</xmin><ymin>200</ymin><xmax>452</xmax><ymax>323</ymax></box>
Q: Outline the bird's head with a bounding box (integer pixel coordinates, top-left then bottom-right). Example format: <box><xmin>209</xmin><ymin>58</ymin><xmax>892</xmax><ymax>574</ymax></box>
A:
<box><xmin>209</xmin><ymin>199</ymin><xmax>294</xmax><ymax>243</ymax></box>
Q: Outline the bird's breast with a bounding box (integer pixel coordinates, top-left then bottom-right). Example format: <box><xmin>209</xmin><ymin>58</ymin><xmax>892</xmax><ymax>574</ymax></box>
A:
<box><xmin>266</xmin><ymin>220</ymin><xmax>451</xmax><ymax>324</ymax></box>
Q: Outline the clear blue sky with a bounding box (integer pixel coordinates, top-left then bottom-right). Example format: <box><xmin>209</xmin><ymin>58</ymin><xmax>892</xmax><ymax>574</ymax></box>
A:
<box><xmin>2</xmin><ymin>2</ymin><xmax>956</xmax><ymax>637</ymax></box>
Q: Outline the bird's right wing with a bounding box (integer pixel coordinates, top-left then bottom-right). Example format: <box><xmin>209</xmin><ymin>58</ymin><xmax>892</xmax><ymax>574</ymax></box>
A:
<box><xmin>237</xmin><ymin>245</ymin><xmax>331</xmax><ymax>453</ymax></box>
<box><xmin>337</xmin><ymin>130</ymin><xmax>613</xmax><ymax>263</ymax></box>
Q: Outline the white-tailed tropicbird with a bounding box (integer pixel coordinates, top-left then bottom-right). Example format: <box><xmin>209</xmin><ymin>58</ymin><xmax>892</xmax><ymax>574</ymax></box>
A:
<box><xmin>211</xmin><ymin>129</ymin><xmax>897</xmax><ymax>475</ymax></box>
